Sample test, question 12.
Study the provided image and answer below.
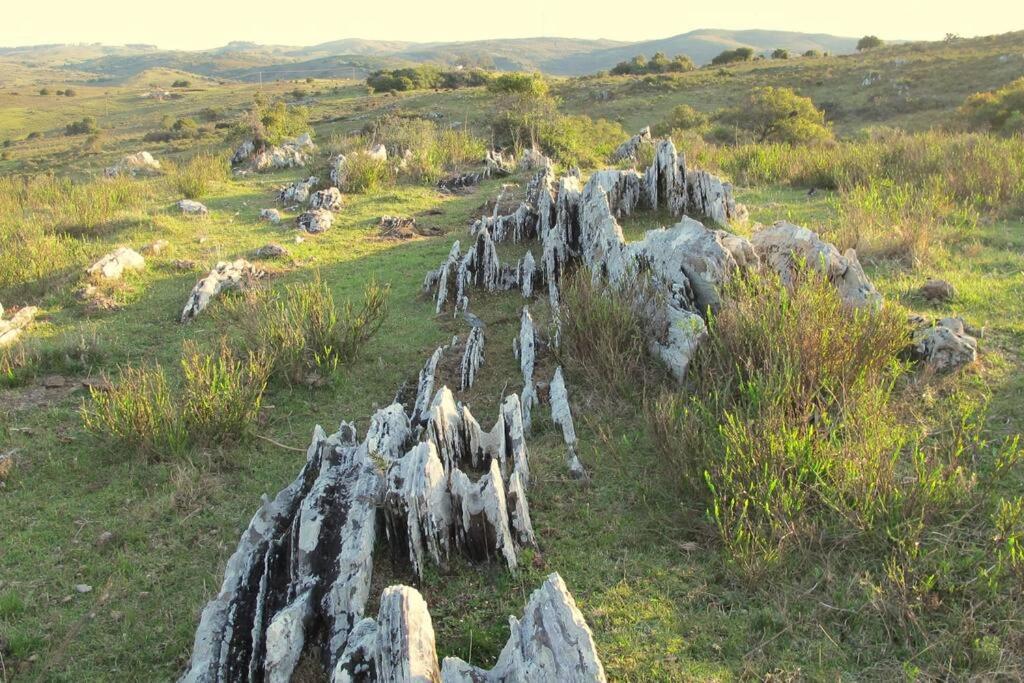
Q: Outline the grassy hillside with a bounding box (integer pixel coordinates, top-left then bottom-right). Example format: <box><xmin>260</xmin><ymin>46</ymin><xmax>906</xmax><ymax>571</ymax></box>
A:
<box><xmin>1</xmin><ymin>29</ymin><xmax>1023</xmax><ymax>681</ymax></box>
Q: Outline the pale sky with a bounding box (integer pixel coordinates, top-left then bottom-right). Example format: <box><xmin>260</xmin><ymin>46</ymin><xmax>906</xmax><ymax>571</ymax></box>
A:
<box><xmin>2</xmin><ymin>0</ymin><xmax>1023</xmax><ymax>50</ymax></box>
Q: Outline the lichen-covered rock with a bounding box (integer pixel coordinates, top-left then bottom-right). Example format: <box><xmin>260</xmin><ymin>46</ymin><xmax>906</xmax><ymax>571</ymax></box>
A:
<box><xmin>751</xmin><ymin>222</ymin><xmax>882</xmax><ymax>309</ymax></box>
<box><xmin>297</xmin><ymin>208</ymin><xmax>334</xmax><ymax>234</ymax></box>
<box><xmin>912</xmin><ymin>317</ymin><xmax>978</xmax><ymax>373</ymax></box>
<box><xmin>550</xmin><ymin>367</ymin><xmax>586</xmax><ymax>479</ymax></box>
<box><xmin>686</xmin><ymin>170</ymin><xmax>747</xmax><ymax>225</ymax></box>
<box><xmin>180</xmin><ymin>259</ymin><xmax>262</xmax><ymax>323</ymax></box>
<box><xmin>233</xmin><ymin>134</ymin><xmax>315</xmax><ymax>172</ymax></box>
<box><xmin>310</xmin><ymin>187</ymin><xmax>344</xmax><ymax>212</ymax></box>
<box><xmin>255</xmin><ymin>243</ymin><xmax>288</xmax><ymax>259</ymax></box>
<box><xmin>0</xmin><ymin>305</ymin><xmax>39</xmax><ymax>348</ymax></box>
<box><xmin>367</xmin><ymin>144</ymin><xmax>388</xmax><ymax>161</ymax></box>
<box><xmin>650</xmin><ymin>306</ymin><xmax>708</xmax><ymax>382</ymax></box>
<box><xmin>278</xmin><ymin>176</ymin><xmax>319</xmax><ymax>205</ymax></box>
<box><xmin>516</xmin><ymin>307</ymin><xmax>538</xmax><ymax>431</ymax></box>
<box><xmin>141</xmin><ymin>239</ymin><xmax>170</xmax><ymax>256</ymax></box>
<box><xmin>920</xmin><ymin>278</ymin><xmax>955</xmax><ymax>302</ymax></box>
<box><xmin>87</xmin><ymin>247</ymin><xmax>145</xmax><ymax>280</ymax></box>
<box><xmin>450</xmin><ymin>459</ymin><xmax>518</xmax><ymax>571</ymax></box>
<box><xmin>177</xmin><ymin>199</ymin><xmax>208</xmax><ymax>216</ymax></box>
<box><xmin>330</xmin><ymin>153</ymin><xmax>348</xmax><ymax>186</ymax></box>
<box><xmin>260</xmin><ymin>208</ymin><xmax>282</xmax><ymax>223</ymax></box>
<box><xmin>440</xmin><ymin>573</ymin><xmax>607</xmax><ymax>682</ymax></box>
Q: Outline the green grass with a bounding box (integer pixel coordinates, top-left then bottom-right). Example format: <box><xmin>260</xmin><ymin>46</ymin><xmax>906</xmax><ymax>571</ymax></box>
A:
<box><xmin>2</xmin><ymin>34</ymin><xmax>1024</xmax><ymax>680</ymax></box>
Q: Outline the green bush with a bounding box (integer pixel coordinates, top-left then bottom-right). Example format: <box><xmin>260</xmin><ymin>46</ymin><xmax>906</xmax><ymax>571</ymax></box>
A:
<box><xmin>538</xmin><ymin>115</ymin><xmax>627</xmax><ymax>169</ymax></box>
<box><xmin>960</xmin><ymin>77</ymin><xmax>1024</xmax><ymax>136</ymax></box>
<box><xmin>487</xmin><ymin>72</ymin><xmax>548</xmax><ymax>97</ymax></box>
<box><xmin>857</xmin><ymin>35</ymin><xmax>884</xmax><ymax>51</ymax></box>
<box><xmin>237</xmin><ymin>96</ymin><xmax>309</xmax><ymax>147</ymax></box>
<box><xmin>168</xmin><ymin>153</ymin><xmax>229</xmax><ymax>199</ymax></box>
<box><xmin>65</xmin><ymin>117</ymin><xmax>99</xmax><ymax>136</ymax></box>
<box><xmin>611</xmin><ymin>52</ymin><xmax>694</xmax><ymax>75</ymax></box>
<box><xmin>341</xmin><ymin>151</ymin><xmax>393</xmax><ymax>193</ymax></box>
<box><xmin>721</xmin><ymin>87</ymin><xmax>833</xmax><ymax>144</ymax></box>
<box><xmin>219</xmin><ymin>275</ymin><xmax>389</xmax><ymax>385</ymax></box>
<box><xmin>654</xmin><ymin>104</ymin><xmax>710</xmax><ymax>136</ymax></box>
<box><xmin>711</xmin><ymin>47</ymin><xmax>754</xmax><ymax>65</ymax></box>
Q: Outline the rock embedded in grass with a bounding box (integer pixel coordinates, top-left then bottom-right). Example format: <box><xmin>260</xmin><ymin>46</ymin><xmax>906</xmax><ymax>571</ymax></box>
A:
<box><xmin>104</xmin><ymin>150</ymin><xmax>161</xmax><ymax>177</ymax></box>
<box><xmin>86</xmin><ymin>247</ymin><xmax>145</xmax><ymax>280</ymax></box>
<box><xmin>259</xmin><ymin>208</ymin><xmax>281</xmax><ymax>224</ymax></box>
<box><xmin>180</xmin><ymin>259</ymin><xmax>262</xmax><ymax>323</ymax></box>
<box><xmin>309</xmin><ymin>187</ymin><xmax>343</xmax><ymax>212</ymax></box>
<box><xmin>0</xmin><ymin>305</ymin><xmax>39</xmax><ymax>348</ymax></box>
<box><xmin>920</xmin><ymin>278</ymin><xmax>956</xmax><ymax>302</ymax></box>
<box><xmin>912</xmin><ymin>316</ymin><xmax>978</xmax><ymax>372</ymax></box>
<box><xmin>297</xmin><ymin>208</ymin><xmax>333</xmax><ymax>234</ymax></box>
<box><xmin>277</xmin><ymin>176</ymin><xmax>318</xmax><ymax>205</ymax></box>
<box><xmin>255</xmin><ymin>243</ymin><xmax>288</xmax><ymax>259</ymax></box>
<box><xmin>177</xmin><ymin>199</ymin><xmax>209</xmax><ymax>216</ymax></box>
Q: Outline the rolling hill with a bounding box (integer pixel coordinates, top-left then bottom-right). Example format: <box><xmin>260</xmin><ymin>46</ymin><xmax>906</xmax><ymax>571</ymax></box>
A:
<box><xmin>0</xmin><ymin>29</ymin><xmax>868</xmax><ymax>84</ymax></box>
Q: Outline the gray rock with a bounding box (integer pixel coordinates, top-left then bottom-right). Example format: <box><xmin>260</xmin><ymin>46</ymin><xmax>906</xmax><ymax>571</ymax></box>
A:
<box><xmin>177</xmin><ymin>199</ymin><xmax>209</xmax><ymax>216</ymax></box>
<box><xmin>920</xmin><ymin>278</ymin><xmax>955</xmax><ymax>302</ymax></box>
<box><xmin>255</xmin><ymin>243</ymin><xmax>288</xmax><ymax>259</ymax></box>
<box><xmin>104</xmin><ymin>151</ymin><xmax>161</xmax><ymax>177</ymax></box>
<box><xmin>610</xmin><ymin>126</ymin><xmax>652</xmax><ymax>163</ymax></box>
<box><xmin>310</xmin><ymin>187</ymin><xmax>344</xmax><ymax>212</ymax></box>
<box><xmin>180</xmin><ymin>259</ymin><xmax>262</xmax><ymax>323</ymax></box>
<box><xmin>87</xmin><ymin>247</ymin><xmax>145</xmax><ymax>280</ymax></box>
<box><xmin>260</xmin><ymin>208</ymin><xmax>281</xmax><ymax>224</ymax></box>
<box><xmin>0</xmin><ymin>306</ymin><xmax>39</xmax><ymax>348</ymax></box>
<box><xmin>912</xmin><ymin>317</ymin><xmax>978</xmax><ymax>373</ymax></box>
<box><xmin>278</xmin><ymin>176</ymin><xmax>319</xmax><ymax>205</ymax></box>
<box><xmin>297</xmin><ymin>208</ymin><xmax>333</xmax><ymax>234</ymax></box>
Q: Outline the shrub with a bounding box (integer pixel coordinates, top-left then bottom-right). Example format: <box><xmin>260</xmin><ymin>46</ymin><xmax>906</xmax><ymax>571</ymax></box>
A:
<box><xmin>219</xmin><ymin>275</ymin><xmax>389</xmax><ymax>385</ymax></box>
<box><xmin>38</xmin><ymin>88</ymin><xmax>49</xmax><ymax>96</ymax></box>
<box><xmin>772</xmin><ymin>48</ymin><xmax>789</xmax><ymax>59</ymax></box>
<box><xmin>654</xmin><ymin>104</ymin><xmax>710</xmax><ymax>136</ymax></box>
<box><xmin>538</xmin><ymin>115</ymin><xmax>627</xmax><ymax>169</ymax></box>
<box><xmin>237</xmin><ymin>96</ymin><xmax>309</xmax><ymax>147</ymax></box>
<box><xmin>857</xmin><ymin>35</ymin><xmax>884</xmax><ymax>51</ymax></box>
<box><xmin>610</xmin><ymin>53</ymin><xmax>694</xmax><ymax>76</ymax></box>
<box><xmin>558</xmin><ymin>270</ymin><xmax>666</xmax><ymax>398</ymax></box>
<box><xmin>81</xmin><ymin>363</ymin><xmax>187</xmax><ymax>459</ymax></box>
<box><xmin>487</xmin><ymin>72</ymin><xmax>549</xmax><ymax>97</ymax></box>
<box><xmin>341</xmin><ymin>151</ymin><xmax>393</xmax><ymax>193</ymax></box>
<box><xmin>960</xmin><ymin>77</ymin><xmax>1024</xmax><ymax>136</ymax></box>
<box><xmin>646</xmin><ymin>268</ymin><xmax>961</xmax><ymax>576</ymax></box>
<box><xmin>168</xmin><ymin>153</ymin><xmax>229</xmax><ymax>199</ymax></box>
<box><xmin>63</xmin><ymin>88</ymin><xmax>76</xmax><ymax>97</ymax></box>
<box><xmin>721</xmin><ymin>87</ymin><xmax>832</xmax><ymax>144</ymax></box>
<box><xmin>711</xmin><ymin>47</ymin><xmax>754</xmax><ymax>66</ymax></box>
<box><xmin>81</xmin><ymin>339</ymin><xmax>270</xmax><ymax>459</ymax></box>
<box><xmin>171</xmin><ymin>79</ymin><xmax>191</xmax><ymax>88</ymax></box>
<box><xmin>65</xmin><ymin>117</ymin><xmax>99</xmax><ymax>136</ymax></box>
<box><xmin>179</xmin><ymin>339</ymin><xmax>270</xmax><ymax>446</ymax></box>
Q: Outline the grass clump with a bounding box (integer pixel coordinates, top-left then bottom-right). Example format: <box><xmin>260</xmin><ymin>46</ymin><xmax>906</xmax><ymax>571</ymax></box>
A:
<box><xmin>220</xmin><ymin>275</ymin><xmax>389</xmax><ymax>385</ymax></box>
<box><xmin>81</xmin><ymin>339</ymin><xmax>270</xmax><ymax>460</ymax></box>
<box><xmin>557</xmin><ymin>270</ymin><xmax>666</xmax><ymax>398</ymax></box>
<box><xmin>341</xmin><ymin>151</ymin><xmax>393</xmax><ymax>194</ymax></box>
<box><xmin>167</xmin><ymin>153</ymin><xmax>229</xmax><ymax>199</ymax></box>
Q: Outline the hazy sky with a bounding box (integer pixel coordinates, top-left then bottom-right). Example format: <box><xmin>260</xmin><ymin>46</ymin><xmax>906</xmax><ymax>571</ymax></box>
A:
<box><xmin>2</xmin><ymin>0</ymin><xmax>1023</xmax><ymax>49</ymax></box>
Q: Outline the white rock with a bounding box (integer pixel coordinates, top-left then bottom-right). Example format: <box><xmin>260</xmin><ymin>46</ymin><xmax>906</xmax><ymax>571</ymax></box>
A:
<box><xmin>180</xmin><ymin>259</ymin><xmax>262</xmax><ymax>323</ymax></box>
<box><xmin>177</xmin><ymin>199</ymin><xmax>208</xmax><ymax>216</ymax></box>
<box><xmin>87</xmin><ymin>247</ymin><xmax>145</xmax><ymax>280</ymax></box>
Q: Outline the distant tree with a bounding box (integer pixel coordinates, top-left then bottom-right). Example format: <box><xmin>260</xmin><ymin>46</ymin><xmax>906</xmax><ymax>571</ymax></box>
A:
<box><xmin>38</xmin><ymin>87</ymin><xmax>49</xmax><ymax>96</ymax></box>
<box><xmin>857</xmin><ymin>35</ymin><xmax>884</xmax><ymax>51</ymax></box>
<box><xmin>611</xmin><ymin>55</ymin><xmax>648</xmax><ymax>76</ymax></box>
<box><xmin>487</xmin><ymin>72</ymin><xmax>549</xmax><ymax>97</ymax></box>
<box><xmin>171</xmin><ymin>117</ymin><xmax>198</xmax><ymax>134</ymax></box>
<box><xmin>489</xmin><ymin>73</ymin><xmax>556</xmax><ymax>150</ymax></box>
<box><xmin>55</xmin><ymin>89</ymin><xmax>65</xmax><ymax>96</ymax></box>
<box><xmin>290</xmin><ymin>88</ymin><xmax>308</xmax><ymax>100</ymax></box>
<box><xmin>171</xmin><ymin>79</ymin><xmax>191</xmax><ymax>88</ymax></box>
<box><xmin>711</xmin><ymin>47</ymin><xmax>755</xmax><ymax>66</ymax></box>
<box><xmin>611</xmin><ymin>53</ymin><xmax>693</xmax><ymax>75</ymax></box>
<box><xmin>63</xmin><ymin>88</ymin><xmax>76</xmax><ymax>97</ymax></box>
<box><xmin>305</xmin><ymin>77</ymin><xmax>314</xmax><ymax>84</ymax></box>
<box><xmin>723</xmin><ymin>87</ymin><xmax>832</xmax><ymax>144</ymax></box>
<box><xmin>648</xmin><ymin>52</ymin><xmax>671</xmax><ymax>73</ymax></box>
<box><xmin>803</xmin><ymin>49</ymin><xmax>822</xmax><ymax>58</ymax></box>
<box><xmin>944</xmin><ymin>33</ymin><xmax>961</xmax><ymax>43</ymax></box>
<box><xmin>655</xmin><ymin>104</ymin><xmax>710</xmax><ymax>136</ymax></box>
<box><xmin>669</xmin><ymin>54</ymin><xmax>695</xmax><ymax>72</ymax></box>
<box><xmin>238</xmin><ymin>95</ymin><xmax>310</xmax><ymax>147</ymax></box>
<box><xmin>772</xmin><ymin>48</ymin><xmax>790</xmax><ymax>60</ymax></box>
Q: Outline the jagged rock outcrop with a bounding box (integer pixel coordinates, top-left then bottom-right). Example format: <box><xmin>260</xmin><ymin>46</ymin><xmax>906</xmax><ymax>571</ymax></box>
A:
<box><xmin>104</xmin><ymin>151</ymin><xmax>161</xmax><ymax>177</ymax></box>
<box><xmin>611</xmin><ymin>126</ymin><xmax>651</xmax><ymax>163</ymax></box>
<box><xmin>330</xmin><ymin>154</ymin><xmax>348</xmax><ymax>186</ymax></box>
<box><xmin>178</xmin><ymin>199</ymin><xmax>209</xmax><ymax>216</ymax></box>
<box><xmin>278</xmin><ymin>176</ymin><xmax>319</xmax><ymax>205</ymax></box>
<box><xmin>87</xmin><ymin>247</ymin><xmax>145</xmax><ymax>280</ymax></box>
<box><xmin>298</xmin><ymin>208</ymin><xmax>334</xmax><ymax>234</ymax></box>
<box><xmin>0</xmin><ymin>305</ymin><xmax>39</xmax><ymax>348</ymax></box>
<box><xmin>441</xmin><ymin>573</ymin><xmax>606</xmax><ymax>683</ymax></box>
<box><xmin>912</xmin><ymin>316</ymin><xmax>978</xmax><ymax>373</ymax></box>
<box><xmin>686</xmin><ymin>170</ymin><xmax>748</xmax><ymax>225</ymax></box>
<box><xmin>310</xmin><ymin>187</ymin><xmax>344</xmax><ymax>212</ymax></box>
<box><xmin>514</xmin><ymin>307</ymin><xmax>538</xmax><ymax>430</ymax></box>
<box><xmin>180</xmin><ymin>259</ymin><xmax>262</xmax><ymax>323</ymax></box>
<box><xmin>459</xmin><ymin>326</ymin><xmax>484</xmax><ymax>391</ymax></box>
<box><xmin>751</xmin><ymin>221</ymin><xmax>882</xmax><ymax>310</ymax></box>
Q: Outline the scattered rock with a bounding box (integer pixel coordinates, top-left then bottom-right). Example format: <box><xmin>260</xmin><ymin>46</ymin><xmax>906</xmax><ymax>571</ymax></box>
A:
<box><xmin>140</xmin><ymin>239</ymin><xmax>170</xmax><ymax>256</ymax></box>
<box><xmin>366</xmin><ymin>143</ymin><xmax>387</xmax><ymax>161</ymax></box>
<box><xmin>378</xmin><ymin>215</ymin><xmax>419</xmax><ymax>239</ymax></box>
<box><xmin>75</xmin><ymin>584</ymin><xmax>93</xmax><ymax>594</ymax></box>
<box><xmin>255</xmin><ymin>243</ymin><xmax>289</xmax><ymax>259</ymax></box>
<box><xmin>86</xmin><ymin>247</ymin><xmax>145</xmax><ymax>280</ymax></box>
<box><xmin>104</xmin><ymin>151</ymin><xmax>161</xmax><ymax>177</ymax></box>
<box><xmin>912</xmin><ymin>316</ymin><xmax>978</xmax><ymax>373</ymax></box>
<box><xmin>297</xmin><ymin>208</ymin><xmax>333</xmax><ymax>234</ymax></box>
<box><xmin>177</xmin><ymin>199</ymin><xmax>208</xmax><ymax>216</ymax></box>
<box><xmin>278</xmin><ymin>176</ymin><xmax>319</xmax><ymax>204</ymax></box>
<box><xmin>180</xmin><ymin>259</ymin><xmax>263</xmax><ymax>323</ymax></box>
<box><xmin>97</xmin><ymin>531</ymin><xmax>115</xmax><ymax>547</ymax></box>
<box><xmin>0</xmin><ymin>305</ymin><xmax>39</xmax><ymax>348</ymax></box>
<box><xmin>232</xmin><ymin>134</ymin><xmax>315</xmax><ymax>172</ymax></box>
<box><xmin>82</xmin><ymin>377</ymin><xmax>113</xmax><ymax>393</ymax></box>
<box><xmin>920</xmin><ymin>278</ymin><xmax>955</xmax><ymax>302</ymax></box>
<box><xmin>260</xmin><ymin>208</ymin><xmax>282</xmax><ymax>224</ymax></box>
<box><xmin>172</xmin><ymin>259</ymin><xmax>198</xmax><ymax>271</ymax></box>
<box><xmin>43</xmin><ymin>375</ymin><xmax>67</xmax><ymax>389</ymax></box>
<box><xmin>309</xmin><ymin>187</ymin><xmax>343</xmax><ymax>212</ymax></box>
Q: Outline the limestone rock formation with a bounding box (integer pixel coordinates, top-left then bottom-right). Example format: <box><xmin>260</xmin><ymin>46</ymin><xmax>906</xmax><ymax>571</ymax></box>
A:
<box><xmin>310</xmin><ymin>187</ymin><xmax>344</xmax><ymax>212</ymax></box>
<box><xmin>367</xmin><ymin>144</ymin><xmax>388</xmax><ymax>162</ymax></box>
<box><xmin>178</xmin><ymin>199</ymin><xmax>209</xmax><ymax>216</ymax></box>
<box><xmin>260</xmin><ymin>208</ymin><xmax>282</xmax><ymax>224</ymax></box>
<box><xmin>751</xmin><ymin>222</ymin><xmax>882</xmax><ymax>309</ymax></box>
<box><xmin>297</xmin><ymin>208</ymin><xmax>334</xmax><ymax>234</ymax></box>
<box><xmin>912</xmin><ymin>317</ymin><xmax>978</xmax><ymax>373</ymax></box>
<box><xmin>87</xmin><ymin>247</ymin><xmax>145</xmax><ymax>280</ymax></box>
<box><xmin>180</xmin><ymin>259</ymin><xmax>262</xmax><ymax>323</ymax></box>
<box><xmin>232</xmin><ymin>134</ymin><xmax>315</xmax><ymax>172</ymax></box>
<box><xmin>255</xmin><ymin>243</ymin><xmax>288</xmax><ymax>259</ymax></box>
<box><xmin>459</xmin><ymin>326</ymin><xmax>485</xmax><ymax>391</ymax></box>
<box><xmin>550</xmin><ymin>367</ymin><xmax>586</xmax><ymax>479</ymax></box>
<box><xmin>141</xmin><ymin>239</ymin><xmax>170</xmax><ymax>256</ymax></box>
<box><xmin>441</xmin><ymin>573</ymin><xmax>607</xmax><ymax>683</ymax></box>
<box><xmin>330</xmin><ymin>154</ymin><xmax>348</xmax><ymax>187</ymax></box>
<box><xmin>610</xmin><ymin>126</ymin><xmax>652</xmax><ymax>163</ymax></box>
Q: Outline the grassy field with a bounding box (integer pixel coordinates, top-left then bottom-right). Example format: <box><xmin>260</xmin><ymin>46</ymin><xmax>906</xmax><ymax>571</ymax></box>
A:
<box><xmin>2</xmin><ymin>29</ymin><xmax>1024</xmax><ymax>682</ymax></box>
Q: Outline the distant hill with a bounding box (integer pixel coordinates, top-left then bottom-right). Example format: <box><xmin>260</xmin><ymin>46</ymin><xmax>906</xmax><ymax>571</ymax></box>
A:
<box><xmin>0</xmin><ymin>29</ymin><xmax>868</xmax><ymax>85</ymax></box>
<box><xmin>541</xmin><ymin>29</ymin><xmax>862</xmax><ymax>74</ymax></box>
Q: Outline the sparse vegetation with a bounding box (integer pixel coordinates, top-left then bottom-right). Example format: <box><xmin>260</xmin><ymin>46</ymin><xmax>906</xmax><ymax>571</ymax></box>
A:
<box><xmin>65</xmin><ymin>116</ymin><xmax>100</xmax><ymax>136</ymax></box>
<box><xmin>167</xmin><ymin>152</ymin><xmax>229</xmax><ymax>199</ymax></box>
<box><xmin>960</xmin><ymin>77</ymin><xmax>1024</xmax><ymax>136</ymax></box>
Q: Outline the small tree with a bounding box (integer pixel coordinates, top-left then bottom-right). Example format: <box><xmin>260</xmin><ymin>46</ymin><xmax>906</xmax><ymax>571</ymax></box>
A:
<box><xmin>63</xmin><ymin>88</ymin><xmax>76</xmax><ymax>97</ymax></box>
<box><xmin>648</xmin><ymin>52</ymin><xmax>671</xmax><ymax>73</ymax></box>
<box><xmin>772</xmin><ymin>48</ymin><xmax>790</xmax><ymax>60</ymax></box>
<box><xmin>711</xmin><ymin>47</ymin><xmax>755</xmax><ymax>66</ymax></box>
<box><xmin>857</xmin><ymin>35</ymin><xmax>884</xmax><ymax>51</ymax></box>
<box><xmin>39</xmin><ymin>87</ymin><xmax>50</xmax><ymax>96</ymax></box>
<box><xmin>803</xmin><ymin>49</ymin><xmax>822</xmax><ymax>58</ymax></box>
<box><xmin>656</xmin><ymin>104</ymin><xmax>710</xmax><ymax>136</ymax></box>
<box><xmin>724</xmin><ymin>87</ymin><xmax>832</xmax><ymax>144</ymax></box>
<box><xmin>65</xmin><ymin>116</ymin><xmax>99</xmax><ymax>136</ymax></box>
<box><xmin>172</xmin><ymin>79</ymin><xmax>191</xmax><ymax>88</ymax></box>
<box><xmin>489</xmin><ymin>74</ymin><xmax>555</xmax><ymax>151</ymax></box>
